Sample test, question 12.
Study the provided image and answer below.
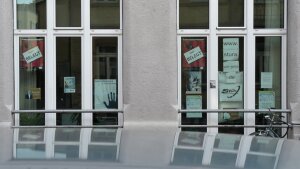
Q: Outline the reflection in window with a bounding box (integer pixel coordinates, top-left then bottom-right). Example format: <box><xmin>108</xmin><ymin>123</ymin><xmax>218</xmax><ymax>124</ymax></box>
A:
<box><xmin>219</xmin><ymin>0</ymin><xmax>244</xmax><ymax>27</ymax></box>
<box><xmin>179</xmin><ymin>0</ymin><xmax>209</xmax><ymax>29</ymax></box>
<box><xmin>56</xmin><ymin>37</ymin><xmax>81</xmax><ymax>125</ymax></box>
<box><xmin>181</xmin><ymin>37</ymin><xmax>207</xmax><ymax>132</ymax></box>
<box><xmin>92</xmin><ymin>37</ymin><xmax>118</xmax><ymax>125</ymax></box>
<box><xmin>19</xmin><ymin>37</ymin><xmax>45</xmax><ymax>125</ymax></box>
<box><xmin>255</xmin><ymin>37</ymin><xmax>281</xmax><ymax>135</ymax></box>
<box><xmin>17</xmin><ymin>0</ymin><xmax>46</xmax><ymax>29</ymax></box>
<box><xmin>90</xmin><ymin>0</ymin><xmax>120</xmax><ymax>29</ymax></box>
<box><xmin>56</xmin><ymin>0</ymin><xmax>81</xmax><ymax>27</ymax></box>
<box><xmin>254</xmin><ymin>0</ymin><xmax>284</xmax><ymax>28</ymax></box>
<box><xmin>218</xmin><ymin>37</ymin><xmax>244</xmax><ymax>134</ymax></box>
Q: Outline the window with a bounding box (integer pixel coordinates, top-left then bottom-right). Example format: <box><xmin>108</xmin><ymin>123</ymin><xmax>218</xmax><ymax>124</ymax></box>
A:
<box><xmin>16</xmin><ymin>0</ymin><xmax>46</xmax><ymax>29</ymax></box>
<box><xmin>180</xmin><ymin>37</ymin><xmax>207</xmax><ymax>131</ymax></box>
<box><xmin>179</xmin><ymin>0</ymin><xmax>209</xmax><ymax>29</ymax></box>
<box><xmin>178</xmin><ymin>0</ymin><xmax>287</xmax><ymax>134</ymax></box>
<box><xmin>55</xmin><ymin>0</ymin><xmax>82</xmax><ymax>28</ymax></box>
<box><xmin>14</xmin><ymin>0</ymin><xmax>123</xmax><ymax>126</ymax></box>
<box><xmin>218</xmin><ymin>0</ymin><xmax>244</xmax><ymax>27</ymax></box>
<box><xmin>254</xmin><ymin>0</ymin><xmax>284</xmax><ymax>28</ymax></box>
<box><xmin>218</xmin><ymin>37</ymin><xmax>244</xmax><ymax>134</ymax></box>
<box><xmin>91</xmin><ymin>0</ymin><xmax>120</xmax><ymax>29</ymax></box>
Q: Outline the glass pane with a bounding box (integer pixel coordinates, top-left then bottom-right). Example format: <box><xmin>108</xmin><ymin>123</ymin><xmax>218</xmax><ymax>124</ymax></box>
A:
<box><xmin>254</xmin><ymin>0</ymin><xmax>284</xmax><ymax>28</ymax></box>
<box><xmin>55</xmin><ymin>128</ymin><xmax>81</xmax><ymax>142</ymax></box>
<box><xmin>90</xmin><ymin>0</ymin><xmax>120</xmax><ymax>29</ymax></box>
<box><xmin>16</xmin><ymin>0</ymin><xmax>46</xmax><ymax>29</ymax></box>
<box><xmin>18</xmin><ymin>128</ymin><xmax>44</xmax><ymax>142</ymax></box>
<box><xmin>54</xmin><ymin>145</ymin><xmax>79</xmax><ymax>159</ymax></box>
<box><xmin>88</xmin><ymin>145</ymin><xmax>118</xmax><ymax>161</ymax></box>
<box><xmin>179</xmin><ymin>0</ymin><xmax>209</xmax><ymax>29</ymax></box>
<box><xmin>181</xmin><ymin>37</ymin><xmax>207</xmax><ymax>132</ymax></box>
<box><xmin>56</xmin><ymin>0</ymin><xmax>81</xmax><ymax>27</ymax></box>
<box><xmin>214</xmin><ymin>134</ymin><xmax>241</xmax><ymax>150</ymax></box>
<box><xmin>218</xmin><ymin>37</ymin><xmax>244</xmax><ymax>134</ymax></box>
<box><xmin>91</xmin><ymin>128</ymin><xmax>117</xmax><ymax>142</ymax></box>
<box><xmin>92</xmin><ymin>37</ymin><xmax>118</xmax><ymax>125</ymax></box>
<box><xmin>16</xmin><ymin>144</ymin><xmax>46</xmax><ymax>159</ymax></box>
<box><xmin>19</xmin><ymin>37</ymin><xmax>45</xmax><ymax>125</ymax></box>
<box><xmin>219</xmin><ymin>0</ymin><xmax>244</xmax><ymax>27</ymax></box>
<box><xmin>255</xmin><ymin>37</ymin><xmax>282</xmax><ymax>135</ymax></box>
<box><xmin>56</xmin><ymin>37</ymin><xmax>81</xmax><ymax>125</ymax></box>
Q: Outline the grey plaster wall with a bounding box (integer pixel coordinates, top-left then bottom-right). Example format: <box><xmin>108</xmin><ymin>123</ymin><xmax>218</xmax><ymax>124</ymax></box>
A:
<box><xmin>287</xmin><ymin>0</ymin><xmax>300</xmax><ymax>138</ymax></box>
<box><xmin>122</xmin><ymin>0</ymin><xmax>178</xmax><ymax>125</ymax></box>
<box><xmin>0</xmin><ymin>0</ymin><xmax>14</xmax><ymax>123</ymax></box>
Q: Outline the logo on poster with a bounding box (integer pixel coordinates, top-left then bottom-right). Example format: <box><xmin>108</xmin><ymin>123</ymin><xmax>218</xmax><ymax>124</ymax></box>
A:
<box><xmin>221</xmin><ymin>86</ymin><xmax>241</xmax><ymax>98</ymax></box>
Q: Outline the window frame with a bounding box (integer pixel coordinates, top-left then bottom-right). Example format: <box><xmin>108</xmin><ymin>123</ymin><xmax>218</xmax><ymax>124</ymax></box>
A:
<box><xmin>177</xmin><ymin>0</ymin><xmax>287</xmax><ymax>134</ymax></box>
<box><xmin>14</xmin><ymin>0</ymin><xmax>123</xmax><ymax>126</ymax></box>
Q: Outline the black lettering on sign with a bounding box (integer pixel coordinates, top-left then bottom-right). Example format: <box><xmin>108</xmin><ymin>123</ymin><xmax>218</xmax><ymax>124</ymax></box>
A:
<box><xmin>221</xmin><ymin>86</ymin><xmax>241</xmax><ymax>98</ymax></box>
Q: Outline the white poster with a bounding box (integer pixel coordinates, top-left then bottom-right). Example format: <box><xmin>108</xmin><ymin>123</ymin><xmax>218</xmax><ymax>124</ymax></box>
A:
<box><xmin>186</xmin><ymin>95</ymin><xmax>202</xmax><ymax>118</ymax></box>
<box><xmin>225</xmin><ymin>72</ymin><xmax>242</xmax><ymax>83</ymax></box>
<box><xmin>219</xmin><ymin>83</ymin><xmax>243</xmax><ymax>102</ymax></box>
<box><xmin>223</xmin><ymin>38</ymin><xmax>239</xmax><ymax>61</ymax></box>
<box><xmin>184</xmin><ymin>46</ymin><xmax>204</xmax><ymax>64</ymax></box>
<box><xmin>187</xmin><ymin>71</ymin><xmax>202</xmax><ymax>92</ymax></box>
<box><xmin>22</xmin><ymin>46</ymin><xmax>43</xmax><ymax>63</ymax></box>
<box><xmin>94</xmin><ymin>79</ymin><xmax>117</xmax><ymax>109</ymax></box>
<box><xmin>223</xmin><ymin>61</ymin><xmax>239</xmax><ymax>73</ymax></box>
<box><xmin>259</xmin><ymin>91</ymin><xmax>275</xmax><ymax>109</ymax></box>
<box><xmin>64</xmin><ymin>77</ymin><xmax>75</xmax><ymax>93</ymax></box>
<box><xmin>261</xmin><ymin>72</ymin><xmax>273</xmax><ymax>89</ymax></box>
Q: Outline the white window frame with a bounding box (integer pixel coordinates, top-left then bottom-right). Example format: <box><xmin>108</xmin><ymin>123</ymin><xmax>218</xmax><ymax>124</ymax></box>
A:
<box><xmin>14</xmin><ymin>0</ymin><xmax>123</xmax><ymax>126</ymax></box>
<box><xmin>177</xmin><ymin>0</ymin><xmax>287</xmax><ymax>135</ymax></box>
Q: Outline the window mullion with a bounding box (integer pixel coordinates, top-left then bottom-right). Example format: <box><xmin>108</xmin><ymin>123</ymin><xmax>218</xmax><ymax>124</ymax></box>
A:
<box><xmin>45</xmin><ymin>0</ymin><xmax>56</xmax><ymax>126</ymax></box>
<box><xmin>82</xmin><ymin>0</ymin><xmax>92</xmax><ymax>126</ymax></box>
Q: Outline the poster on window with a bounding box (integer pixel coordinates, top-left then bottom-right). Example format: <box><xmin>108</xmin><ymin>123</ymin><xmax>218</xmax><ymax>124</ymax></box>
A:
<box><xmin>223</xmin><ymin>38</ymin><xmax>239</xmax><ymax>61</ymax></box>
<box><xmin>223</xmin><ymin>61</ymin><xmax>239</xmax><ymax>73</ymax></box>
<box><xmin>187</xmin><ymin>71</ymin><xmax>202</xmax><ymax>92</ymax></box>
<box><xmin>219</xmin><ymin>83</ymin><xmax>243</xmax><ymax>102</ymax></box>
<box><xmin>94</xmin><ymin>79</ymin><xmax>117</xmax><ymax>109</ymax></box>
<box><xmin>64</xmin><ymin>77</ymin><xmax>76</xmax><ymax>93</ymax></box>
<box><xmin>20</xmin><ymin>38</ymin><xmax>44</xmax><ymax>69</ymax></box>
<box><xmin>261</xmin><ymin>72</ymin><xmax>273</xmax><ymax>89</ymax></box>
<box><xmin>259</xmin><ymin>91</ymin><xmax>275</xmax><ymax>109</ymax></box>
<box><xmin>186</xmin><ymin>95</ymin><xmax>202</xmax><ymax>118</ymax></box>
<box><xmin>184</xmin><ymin>46</ymin><xmax>204</xmax><ymax>64</ymax></box>
<box><xmin>219</xmin><ymin>72</ymin><xmax>243</xmax><ymax>84</ymax></box>
<box><xmin>182</xmin><ymin>39</ymin><xmax>206</xmax><ymax>68</ymax></box>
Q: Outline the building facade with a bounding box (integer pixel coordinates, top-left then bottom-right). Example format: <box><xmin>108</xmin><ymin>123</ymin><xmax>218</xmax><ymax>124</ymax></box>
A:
<box><xmin>0</xmin><ymin>0</ymin><xmax>300</xmax><ymax>137</ymax></box>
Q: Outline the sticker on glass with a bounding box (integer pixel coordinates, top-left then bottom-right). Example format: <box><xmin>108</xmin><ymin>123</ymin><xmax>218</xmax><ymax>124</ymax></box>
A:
<box><xmin>184</xmin><ymin>46</ymin><xmax>204</xmax><ymax>64</ymax></box>
<box><xmin>22</xmin><ymin>46</ymin><xmax>43</xmax><ymax>64</ymax></box>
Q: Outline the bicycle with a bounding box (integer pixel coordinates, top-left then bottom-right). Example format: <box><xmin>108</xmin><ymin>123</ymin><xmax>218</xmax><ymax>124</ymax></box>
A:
<box><xmin>250</xmin><ymin>113</ymin><xmax>292</xmax><ymax>138</ymax></box>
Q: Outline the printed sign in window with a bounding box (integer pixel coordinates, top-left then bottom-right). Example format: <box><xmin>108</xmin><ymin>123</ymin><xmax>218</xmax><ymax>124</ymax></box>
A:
<box><xmin>22</xmin><ymin>46</ymin><xmax>43</xmax><ymax>64</ymax></box>
<box><xmin>223</xmin><ymin>38</ymin><xmax>239</xmax><ymax>61</ymax></box>
<box><xmin>184</xmin><ymin>46</ymin><xmax>204</xmax><ymax>64</ymax></box>
<box><xmin>64</xmin><ymin>77</ymin><xmax>76</xmax><ymax>93</ymax></box>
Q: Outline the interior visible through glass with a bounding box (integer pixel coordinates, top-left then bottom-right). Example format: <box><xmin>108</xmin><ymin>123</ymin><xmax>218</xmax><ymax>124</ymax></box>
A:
<box><xmin>181</xmin><ymin>37</ymin><xmax>207</xmax><ymax>132</ymax></box>
<box><xmin>254</xmin><ymin>0</ymin><xmax>284</xmax><ymax>28</ymax></box>
<box><xmin>56</xmin><ymin>0</ymin><xmax>81</xmax><ymax>27</ymax></box>
<box><xmin>179</xmin><ymin>0</ymin><xmax>209</xmax><ymax>29</ymax></box>
<box><xmin>218</xmin><ymin>37</ymin><xmax>244</xmax><ymax>134</ymax></box>
<box><xmin>90</xmin><ymin>0</ymin><xmax>120</xmax><ymax>29</ymax></box>
<box><xmin>17</xmin><ymin>0</ymin><xmax>46</xmax><ymax>29</ymax></box>
<box><xmin>255</xmin><ymin>36</ymin><xmax>282</xmax><ymax>135</ymax></box>
<box><xmin>92</xmin><ymin>37</ymin><xmax>118</xmax><ymax>125</ymax></box>
<box><xmin>56</xmin><ymin>37</ymin><xmax>82</xmax><ymax>125</ymax></box>
<box><xmin>218</xmin><ymin>0</ymin><xmax>244</xmax><ymax>27</ymax></box>
<box><xmin>19</xmin><ymin>37</ymin><xmax>45</xmax><ymax>125</ymax></box>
